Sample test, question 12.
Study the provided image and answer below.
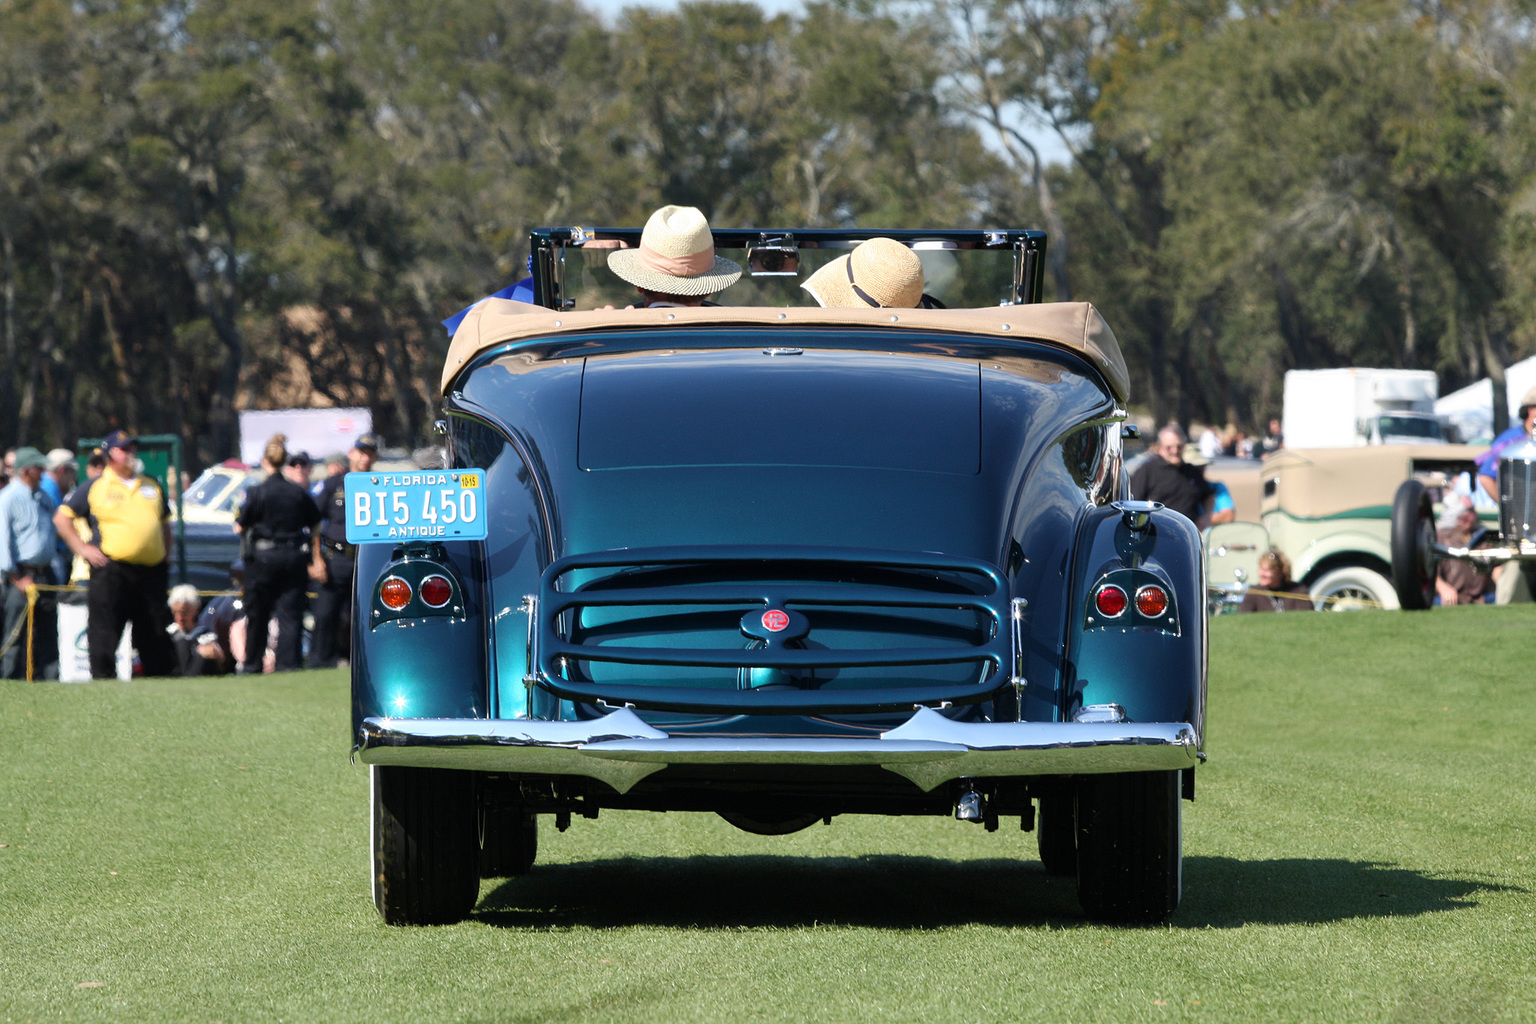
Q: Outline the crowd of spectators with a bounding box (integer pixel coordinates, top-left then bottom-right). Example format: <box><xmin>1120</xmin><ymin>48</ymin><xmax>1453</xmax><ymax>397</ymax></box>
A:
<box><xmin>1</xmin><ymin>427</ymin><xmax>380</xmax><ymax>680</ymax></box>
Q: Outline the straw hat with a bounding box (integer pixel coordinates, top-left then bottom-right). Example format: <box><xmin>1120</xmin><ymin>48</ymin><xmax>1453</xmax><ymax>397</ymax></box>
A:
<box><xmin>607</xmin><ymin>205</ymin><xmax>742</xmax><ymax>297</ymax></box>
<box><xmin>801</xmin><ymin>237</ymin><xmax>924</xmax><ymax>309</ymax></box>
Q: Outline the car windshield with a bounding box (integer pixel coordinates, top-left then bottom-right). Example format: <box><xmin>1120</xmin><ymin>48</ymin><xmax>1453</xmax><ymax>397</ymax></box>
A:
<box><xmin>552</xmin><ymin>236</ymin><xmax>1026</xmax><ymax>311</ymax></box>
<box><xmin>1378</xmin><ymin>415</ymin><xmax>1442</xmax><ymax>439</ymax></box>
<box><xmin>182</xmin><ymin>468</ymin><xmax>233</xmax><ymax>508</ymax></box>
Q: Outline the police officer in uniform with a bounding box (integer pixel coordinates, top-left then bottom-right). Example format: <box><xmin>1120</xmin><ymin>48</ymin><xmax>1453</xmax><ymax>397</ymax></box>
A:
<box><xmin>308</xmin><ymin>432</ymin><xmax>377</xmax><ymax>668</ymax></box>
<box><xmin>236</xmin><ymin>435</ymin><xmax>322</xmax><ymax>673</ymax></box>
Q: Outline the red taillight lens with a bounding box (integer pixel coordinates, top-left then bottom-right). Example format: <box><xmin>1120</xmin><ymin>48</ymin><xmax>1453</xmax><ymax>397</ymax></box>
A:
<box><xmin>1094</xmin><ymin>584</ymin><xmax>1128</xmax><ymax>618</ymax></box>
<box><xmin>379</xmin><ymin>576</ymin><xmax>412</xmax><ymax>610</ymax></box>
<box><xmin>1135</xmin><ymin>584</ymin><xmax>1169</xmax><ymax>618</ymax></box>
<box><xmin>419</xmin><ymin>574</ymin><xmax>452</xmax><ymax>609</ymax></box>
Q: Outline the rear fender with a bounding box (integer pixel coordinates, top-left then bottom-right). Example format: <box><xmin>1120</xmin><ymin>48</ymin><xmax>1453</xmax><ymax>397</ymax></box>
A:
<box><xmin>1064</xmin><ymin>505</ymin><xmax>1206</xmax><ymax>746</ymax></box>
<box><xmin>350</xmin><ymin>540</ymin><xmax>488</xmax><ymax>739</ymax></box>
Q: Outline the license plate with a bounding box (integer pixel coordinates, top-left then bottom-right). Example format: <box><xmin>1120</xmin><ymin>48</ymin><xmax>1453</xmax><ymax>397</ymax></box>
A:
<box><xmin>344</xmin><ymin>470</ymin><xmax>488</xmax><ymax>543</ymax></box>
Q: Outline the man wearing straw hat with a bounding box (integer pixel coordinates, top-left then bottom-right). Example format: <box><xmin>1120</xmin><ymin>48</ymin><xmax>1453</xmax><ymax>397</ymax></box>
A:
<box><xmin>801</xmin><ymin>236</ymin><xmax>930</xmax><ymax>309</ymax></box>
<box><xmin>607</xmin><ymin>205</ymin><xmax>742</xmax><ymax>307</ymax></box>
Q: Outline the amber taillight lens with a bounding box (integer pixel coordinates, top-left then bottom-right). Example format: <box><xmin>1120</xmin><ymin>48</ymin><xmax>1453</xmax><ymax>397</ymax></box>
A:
<box><xmin>1094</xmin><ymin>584</ymin><xmax>1128</xmax><ymax>618</ymax></box>
<box><xmin>1135</xmin><ymin>584</ymin><xmax>1169</xmax><ymax>618</ymax></box>
<box><xmin>379</xmin><ymin>577</ymin><xmax>412</xmax><ymax>610</ymax></box>
<box><xmin>419</xmin><ymin>574</ymin><xmax>452</xmax><ymax>609</ymax></box>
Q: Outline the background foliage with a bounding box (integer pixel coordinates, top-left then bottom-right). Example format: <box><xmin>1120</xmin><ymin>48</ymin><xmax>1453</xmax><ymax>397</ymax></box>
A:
<box><xmin>3</xmin><ymin>0</ymin><xmax>1535</xmax><ymax>467</ymax></box>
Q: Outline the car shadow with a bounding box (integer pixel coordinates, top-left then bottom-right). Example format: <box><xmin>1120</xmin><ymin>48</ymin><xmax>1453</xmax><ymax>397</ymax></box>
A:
<box><xmin>474</xmin><ymin>854</ymin><xmax>1519</xmax><ymax>930</ymax></box>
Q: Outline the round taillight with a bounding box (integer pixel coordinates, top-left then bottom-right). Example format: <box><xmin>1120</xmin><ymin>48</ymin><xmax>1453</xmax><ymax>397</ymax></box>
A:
<box><xmin>1135</xmin><ymin>584</ymin><xmax>1169</xmax><ymax>618</ymax></box>
<box><xmin>1094</xmin><ymin>584</ymin><xmax>1128</xmax><ymax>618</ymax></box>
<box><xmin>419</xmin><ymin>574</ymin><xmax>453</xmax><ymax>609</ymax></box>
<box><xmin>379</xmin><ymin>576</ymin><xmax>412</xmax><ymax>610</ymax></box>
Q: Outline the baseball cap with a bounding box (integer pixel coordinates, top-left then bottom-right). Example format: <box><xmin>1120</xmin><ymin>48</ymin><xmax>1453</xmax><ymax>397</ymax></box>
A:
<box><xmin>286</xmin><ymin>450</ymin><xmax>312</xmax><ymax>467</ymax></box>
<box><xmin>45</xmin><ymin>448</ymin><xmax>75</xmax><ymax>470</ymax></box>
<box><xmin>102</xmin><ymin>429</ymin><xmax>137</xmax><ymax>450</ymax></box>
<box><xmin>353</xmin><ymin>433</ymin><xmax>380</xmax><ymax>452</ymax></box>
<box><xmin>324</xmin><ymin>452</ymin><xmax>348</xmax><ymax>468</ymax></box>
<box><xmin>11</xmin><ymin>447</ymin><xmax>48</xmax><ymax>471</ymax></box>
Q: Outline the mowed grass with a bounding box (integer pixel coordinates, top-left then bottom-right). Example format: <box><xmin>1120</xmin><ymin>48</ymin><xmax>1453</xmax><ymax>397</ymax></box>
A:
<box><xmin>2</xmin><ymin>608</ymin><xmax>1534</xmax><ymax>1023</ymax></box>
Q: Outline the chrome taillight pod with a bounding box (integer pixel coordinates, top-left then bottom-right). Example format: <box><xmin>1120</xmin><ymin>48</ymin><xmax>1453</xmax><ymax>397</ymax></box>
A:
<box><xmin>1094</xmin><ymin>584</ymin><xmax>1129</xmax><ymax>618</ymax></box>
<box><xmin>1135</xmin><ymin>584</ymin><xmax>1169</xmax><ymax>618</ymax></box>
<box><xmin>379</xmin><ymin>576</ymin><xmax>412</xmax><ymax>611</ymax></box>
<box><xmin>419</xmin><ymin>574</ymin><xmax>453</xmax><ymax>609</ymax></box>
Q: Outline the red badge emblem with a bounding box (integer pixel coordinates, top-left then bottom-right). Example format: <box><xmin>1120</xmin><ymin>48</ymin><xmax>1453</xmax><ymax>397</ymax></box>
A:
<box><xmin>761</xmin><ymin>609</ymin><xmax>790</xmax><ymax>632</ymax></box>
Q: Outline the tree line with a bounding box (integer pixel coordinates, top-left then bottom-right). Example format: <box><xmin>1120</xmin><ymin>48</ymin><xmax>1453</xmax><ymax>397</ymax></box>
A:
<box><xmin>3</xmin><ymin>0</ymin><xmax>1533</xmax><ymax>470</ymax></box>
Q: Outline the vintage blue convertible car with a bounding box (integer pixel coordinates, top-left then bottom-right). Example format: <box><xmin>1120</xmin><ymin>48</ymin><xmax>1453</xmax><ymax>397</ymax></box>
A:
<box><xmin>351</xmin><ymin>227</ymin><xmax>1206</xmax><ymax>925</ymax></box>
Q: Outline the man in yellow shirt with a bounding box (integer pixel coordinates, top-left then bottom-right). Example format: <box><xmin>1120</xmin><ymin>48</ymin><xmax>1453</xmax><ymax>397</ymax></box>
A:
<box><xmin>53</xmin><ymin>430</ymin><xmax>176</xmax><ymax>678</ymax></box>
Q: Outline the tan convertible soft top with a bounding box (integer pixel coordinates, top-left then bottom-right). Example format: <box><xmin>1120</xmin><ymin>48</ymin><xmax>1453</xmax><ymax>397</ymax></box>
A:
<box><xmin>442</xmin><ymin>299</ymin><xmax>1129</xmax><ymax>400</ymax></box>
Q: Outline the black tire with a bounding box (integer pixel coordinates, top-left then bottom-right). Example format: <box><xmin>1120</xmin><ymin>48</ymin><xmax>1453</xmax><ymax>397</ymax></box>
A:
<box><xmin>1390</xmin><ymin>478</ymin><xmax>1436</xmax><ymax>610</ymax></box>
<box><xmin>1075</xmin><ymin>771</ymin><xmax>1182</xmax><ymax>924</ymax></box>
<box><xmin>1036</xmin><ymin>790</ymin><xmax>1077</xmax><ymax>876</ymax></box>
<box><xmin>480</xmin><ymin>806</ymin><xmax>538</xmax><ymax>878</ymax></box>
<box><xmin>371</xmin><ymin>765</ymin><xmax>480</xmax><ymax>925</ymax></box>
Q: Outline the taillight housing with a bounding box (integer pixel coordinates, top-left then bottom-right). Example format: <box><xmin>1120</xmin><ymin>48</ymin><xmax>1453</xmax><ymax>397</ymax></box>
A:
<box><xmin>370</xmin><ymin>544</ymin><xmax>467</xmax><ymax>627</ymax></box>
<box><xmin>1084</xmin><ymin>569</ymin><xmax>1180</xmax><ymax>634</ymax></box>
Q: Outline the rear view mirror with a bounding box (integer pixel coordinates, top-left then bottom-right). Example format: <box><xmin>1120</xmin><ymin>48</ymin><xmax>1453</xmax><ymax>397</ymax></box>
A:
<box><xmin>747</xmin><ymin>234</ymin><xmax>799</xmax><ymax>276</ymax></box>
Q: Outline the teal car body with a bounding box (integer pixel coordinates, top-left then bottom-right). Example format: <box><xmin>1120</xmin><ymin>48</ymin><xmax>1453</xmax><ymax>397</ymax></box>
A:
<box><xmin>353</xmin><ymin>228</ymin><xmax>1206</xmax><ymax>926</ymax></box>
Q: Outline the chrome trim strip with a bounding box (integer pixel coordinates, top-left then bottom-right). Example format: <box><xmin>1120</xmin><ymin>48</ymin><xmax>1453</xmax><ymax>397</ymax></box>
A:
<box><xmin>356</xmin><ymin>706</ymin><xmax>1200</xmax><ymax>795</ymax></box>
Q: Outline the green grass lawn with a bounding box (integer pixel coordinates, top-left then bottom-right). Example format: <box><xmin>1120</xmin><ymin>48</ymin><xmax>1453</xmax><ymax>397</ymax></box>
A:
<box><xmin>3</xmin><ymin>607</ymin><xmax>1534</xmax><ymax>1022</ymax></box>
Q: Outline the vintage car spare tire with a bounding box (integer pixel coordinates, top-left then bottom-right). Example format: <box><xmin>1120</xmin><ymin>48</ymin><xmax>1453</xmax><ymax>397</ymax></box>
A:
<box><xmin>716</xmin><ymin>809</ymin><xmax>825</xmax><ymax>836</ymax></box>
<box><xmin>1390</xmin><ymin>478</ymin><xmax>1437</xmax><ymax>611</ymax></box>
<box><xmin>371</xmin><ymin>766</ymin><xmax>480</xmax><ymax>926</ymax></box>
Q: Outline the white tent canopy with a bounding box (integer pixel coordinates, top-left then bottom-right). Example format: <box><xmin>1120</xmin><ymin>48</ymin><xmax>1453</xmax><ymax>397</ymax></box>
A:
<box><xmin>1434</xmin><ymin>354</ymin><xmax>1536</xmax><ymax>444</ymax></box>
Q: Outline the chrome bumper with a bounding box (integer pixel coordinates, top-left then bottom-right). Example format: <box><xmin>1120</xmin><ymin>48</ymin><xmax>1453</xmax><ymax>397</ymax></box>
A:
<box><xmin>356</xmin><ymin>707</ymin><xmax>1203</xmax><ymax>794</ymax></box>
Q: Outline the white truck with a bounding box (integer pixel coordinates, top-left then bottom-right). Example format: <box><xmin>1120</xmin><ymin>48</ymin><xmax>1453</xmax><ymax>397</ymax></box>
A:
<box><xmin>1282</xmin><ymin>368</ymin><xmax>1444</xmax><ymax>448</ymax></box>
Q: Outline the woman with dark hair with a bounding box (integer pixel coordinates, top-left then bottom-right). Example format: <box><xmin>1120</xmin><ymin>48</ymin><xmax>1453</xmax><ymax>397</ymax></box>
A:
<box><xmin>234</xmin><ymin>435</ymin><xmax>321</xmax><ymax>672</ymax></box>
<box><xmin>1238</xmin><ymin>549</ymin><xmax>1314</xmax><ymax>612</ymax></box>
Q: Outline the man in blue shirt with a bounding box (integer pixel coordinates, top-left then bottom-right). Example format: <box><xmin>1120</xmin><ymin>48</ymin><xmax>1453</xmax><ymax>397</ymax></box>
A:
<box><xmin>1475</xmin><ymin>385</ymin><xmax>1536</xmax><ymax>501</ymax></box>
<box><xmin>1</xmin><ymin>447</ymin><xmax>59</xmax><ymax>678</ymax></box>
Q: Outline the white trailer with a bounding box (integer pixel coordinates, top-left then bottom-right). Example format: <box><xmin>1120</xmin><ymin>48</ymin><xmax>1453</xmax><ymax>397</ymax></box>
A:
<box><xmin>1282</xmin><ymin>368</ymin><xmax>1443</xmax><ymax>448</ymax></box>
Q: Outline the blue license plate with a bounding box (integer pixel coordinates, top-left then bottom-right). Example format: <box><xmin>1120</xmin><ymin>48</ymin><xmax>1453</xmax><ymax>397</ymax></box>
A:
<box><xmin>344</xmin><ymin>470</ymin><xmax>488</xmax><ymax>543</ymax></box>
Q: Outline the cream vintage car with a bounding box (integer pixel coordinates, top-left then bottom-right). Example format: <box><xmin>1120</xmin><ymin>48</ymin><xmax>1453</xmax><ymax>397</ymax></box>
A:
<box><xmin>1206</xmin><ymin>444</ymin><xmax>1489</xmax><ymax>610</ymax></box>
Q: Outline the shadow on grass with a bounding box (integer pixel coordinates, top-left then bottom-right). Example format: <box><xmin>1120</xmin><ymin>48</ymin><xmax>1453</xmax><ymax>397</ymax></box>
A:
<box><xmin>475</xmin><ymin>854</ymin><xmax>1519</xmax><ymax>930</ymax></box>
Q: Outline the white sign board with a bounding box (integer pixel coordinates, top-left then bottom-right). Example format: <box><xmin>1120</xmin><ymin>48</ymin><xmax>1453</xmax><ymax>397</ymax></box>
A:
<box><xmin>239</xmin><ymin>408</ymin><xmax>373</xmax><ymax>467</ymax></box>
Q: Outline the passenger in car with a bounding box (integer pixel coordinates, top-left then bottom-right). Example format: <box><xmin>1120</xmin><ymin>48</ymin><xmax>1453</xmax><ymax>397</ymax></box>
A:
<box><xmin>801</xmin><ymin>236</ymin><xmax>933</xmax><ymax>309</ymax></box>
<box><xmin>606</xmin><ymin>205</ymin><xmax>742</xmax><ymax>307</ymax></box>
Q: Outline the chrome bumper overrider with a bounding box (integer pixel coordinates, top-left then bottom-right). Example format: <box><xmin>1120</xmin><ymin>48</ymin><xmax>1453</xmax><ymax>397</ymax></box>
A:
<box><xmin>356</xmin><ymin>707</ymin><xmax>1202</xmax><ymax>793</ymax></box>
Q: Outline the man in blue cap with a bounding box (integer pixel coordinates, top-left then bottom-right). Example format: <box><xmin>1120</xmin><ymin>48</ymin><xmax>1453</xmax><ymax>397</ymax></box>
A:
<box><xmin>307</xmin><ymin>432</ymin><xmax>378</xmax><ymax>667</ymax></box>
<box><xmin>1</xmin><ymin>447</ymin><xmax>60</xmax><ymax>678</ymax></box>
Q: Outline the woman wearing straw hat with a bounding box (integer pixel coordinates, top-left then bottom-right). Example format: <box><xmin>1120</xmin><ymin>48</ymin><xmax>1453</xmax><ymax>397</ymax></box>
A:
<box><xmin>607</xmin><ymin>205</ymin><xmax>743</xmax><ymax>307</ymax></box>
<box><xmin>801</xmin><ymin>236</ymin><xmax>933</xmax><ymax>309</ymax></box>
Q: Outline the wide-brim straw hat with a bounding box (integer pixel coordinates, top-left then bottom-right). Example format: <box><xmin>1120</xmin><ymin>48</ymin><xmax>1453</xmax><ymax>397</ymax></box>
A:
<box><xmin>607</xmin><ymin>205</ymin><xmax>742</xmax><ymax>297</ymax></box>
<box><xmin>801</xmin><ymin>237</ymin><xmax>924</xmax><ymax>309</ymax></box>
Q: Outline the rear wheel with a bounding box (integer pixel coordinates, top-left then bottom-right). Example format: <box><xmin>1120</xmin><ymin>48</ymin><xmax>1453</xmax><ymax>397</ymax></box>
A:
<box><xmin>1390</xmin><ymin>479</ymin><xmax>1437</xmax><ymax>610</ymax></box>
<box><xmin>1075</xmin><ymin>771</ymin><xmax>1182</xmax><ymax>924</ymax></box>
<box><xmin>1036</xmin><ymin>791</ymin><xmax>1077</xmax><ymax>876</ymax></box>
<box><xmin>371</xmin><ymin>766</ymin><xmax>480</xmax><ymax>925</ymax></box>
